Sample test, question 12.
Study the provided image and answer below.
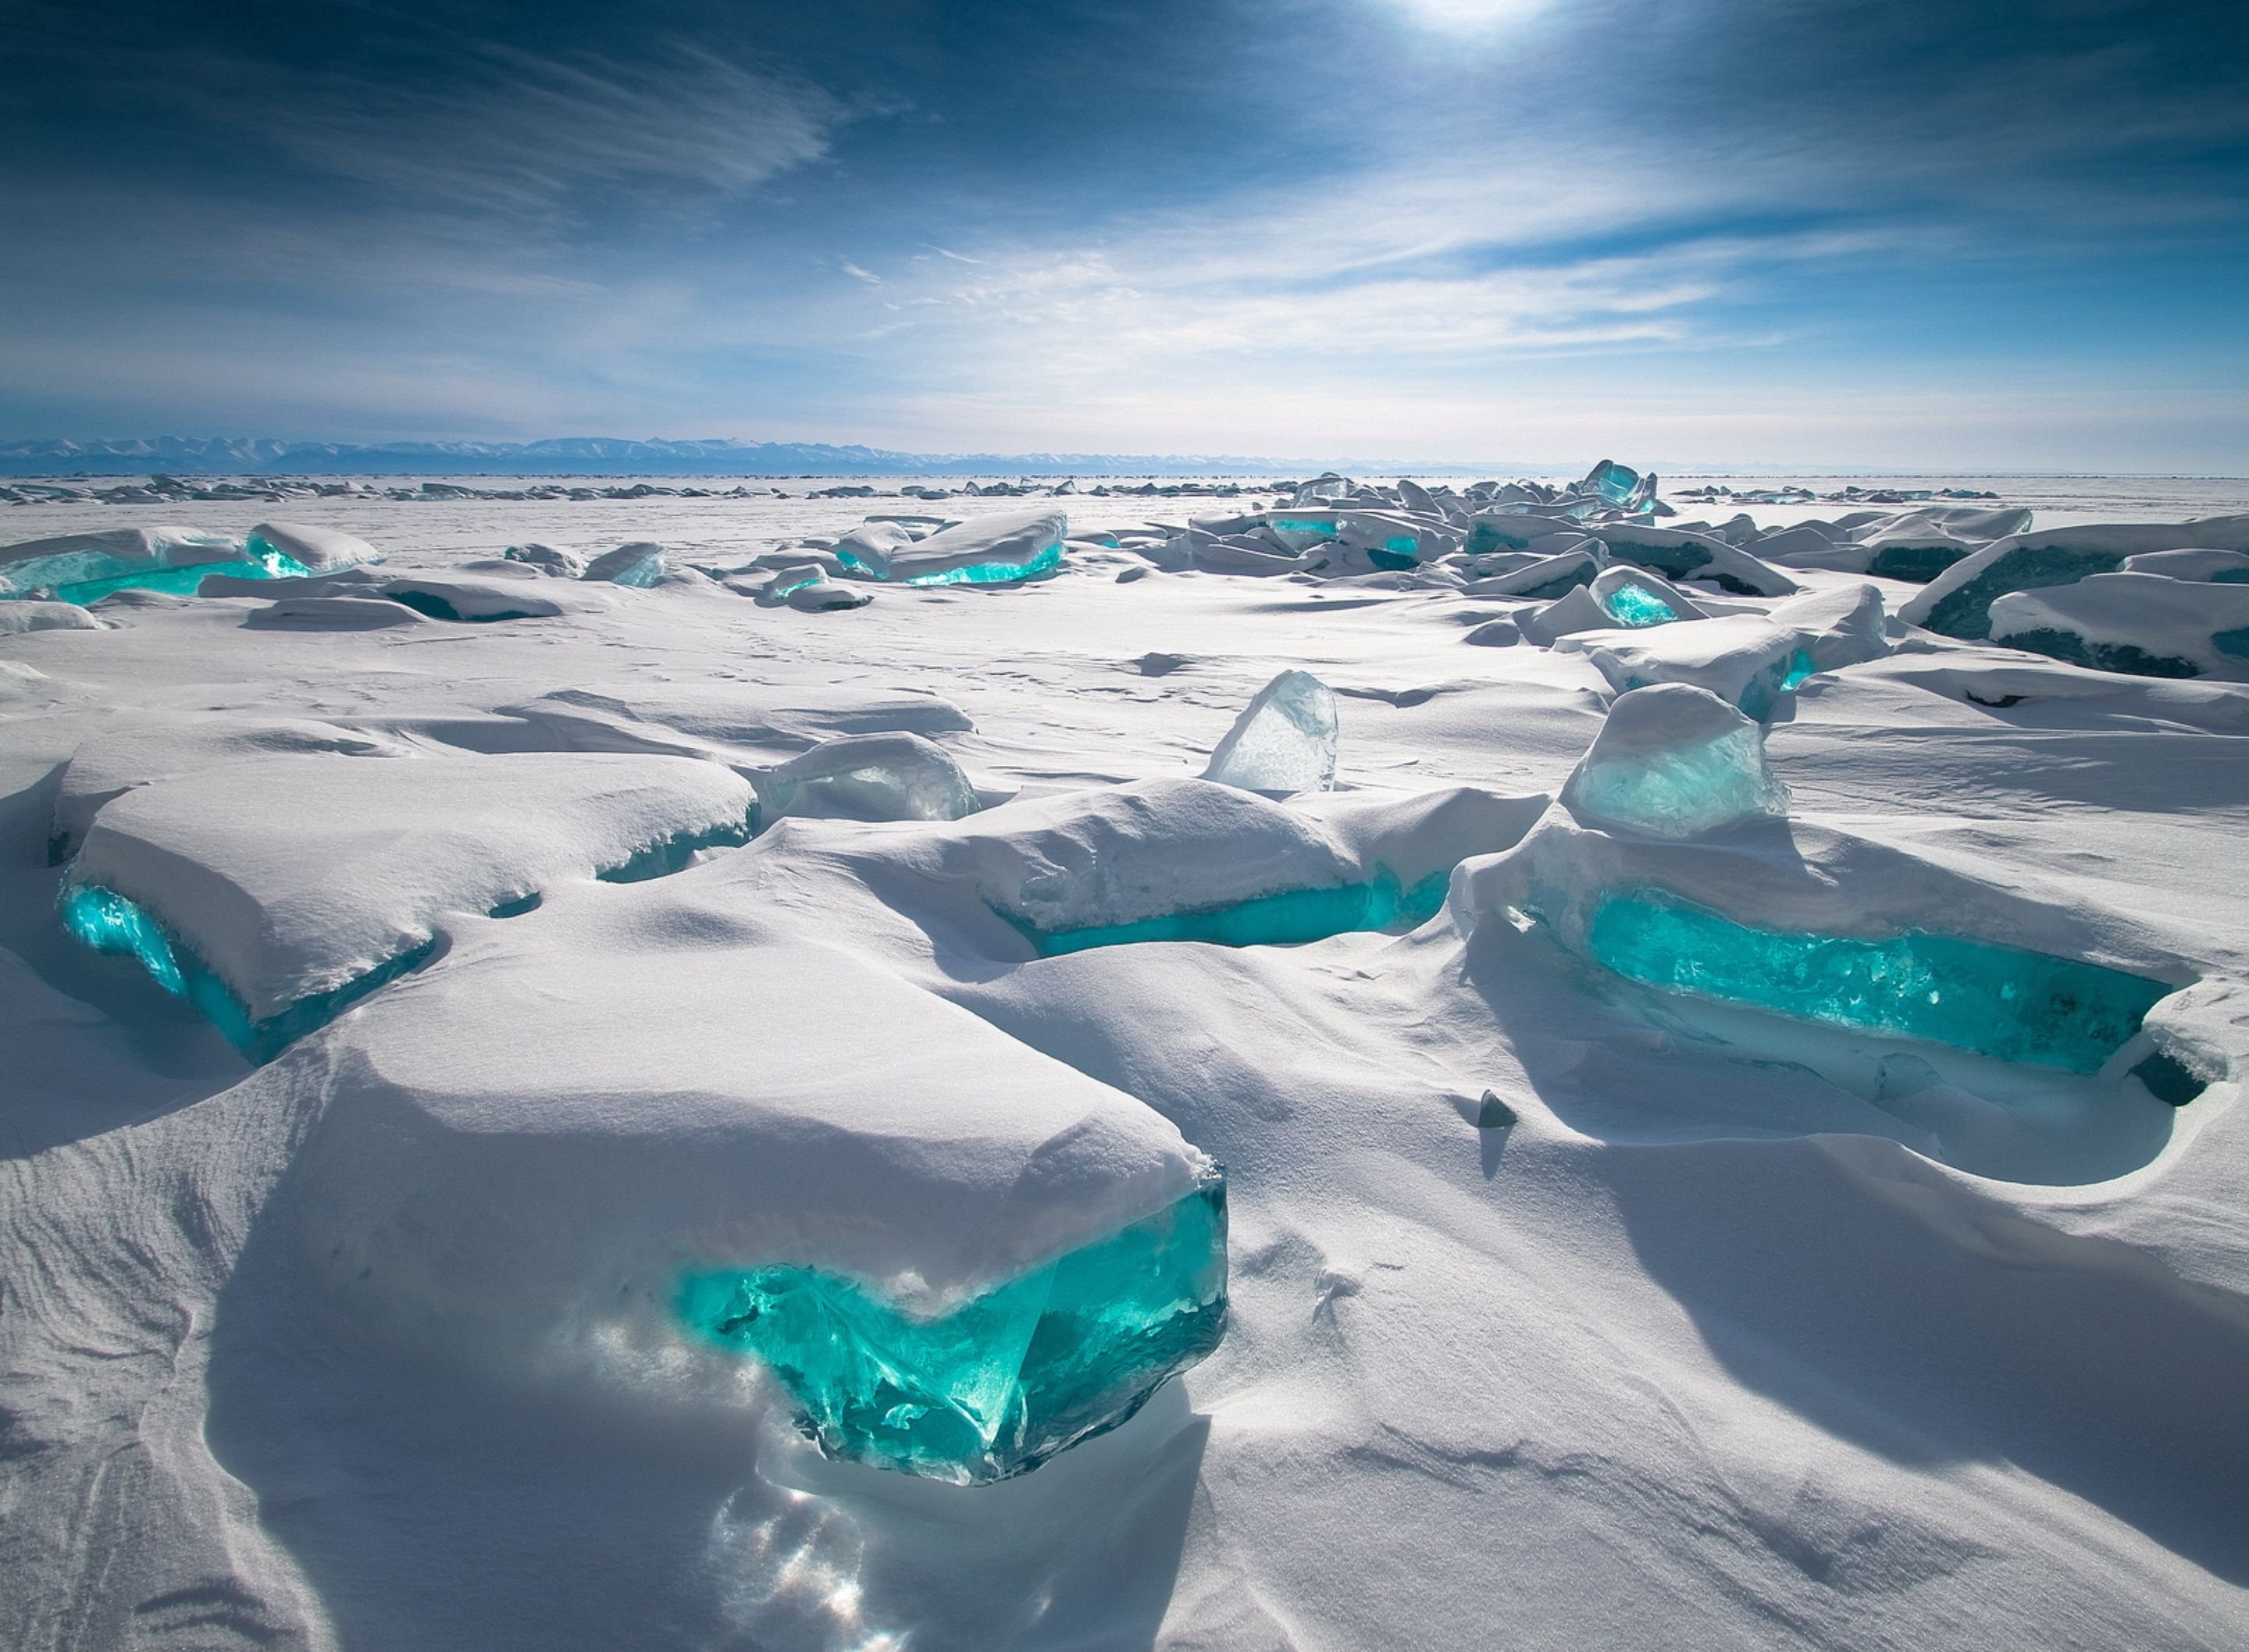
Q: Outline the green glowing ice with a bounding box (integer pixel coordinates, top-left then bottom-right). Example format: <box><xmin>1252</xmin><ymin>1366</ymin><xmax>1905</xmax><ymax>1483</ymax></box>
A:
<box><xmin>837</xmin><ymin>542</ymin><xmax>1065</xmax><ymax>586</ymax></box>
<box><xmin>45</xmin><ymin>550</ymin><xmax>314</xmax><ymax>606</ymax></box>
<box><xmin>1018</xmin><ymin>866</ymin><xmax>1449</xmax><ymax>956</ymax></box>
<box><xmin>678</xmin><ymin>1170</ymin><xmax>1228</xmax><ymax>1482</ymax></box>
<box><xmin>1584</xmin><ymin>888</ymin><xmax>2170</xmax><ymax>1073</ymax></box>
<box><xmin>59</xmin><ymin>882</ymin><xmax>433</xmax><ymax>1063</ymax></box>
<box><xmin>1599</xmin><ymin>582</ymin><xmax>1679</xmax><ymax>628</ymax></box>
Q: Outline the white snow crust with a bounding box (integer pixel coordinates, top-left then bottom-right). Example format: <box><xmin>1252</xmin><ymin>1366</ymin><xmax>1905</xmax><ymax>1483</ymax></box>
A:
<box><xmin>5</xmin><ymin>476</ymin><xmax>2249</xmax><ymax>1652</ymax></box>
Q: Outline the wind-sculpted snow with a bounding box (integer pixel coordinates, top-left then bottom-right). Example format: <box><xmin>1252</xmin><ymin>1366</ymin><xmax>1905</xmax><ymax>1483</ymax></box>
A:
<box><xmin>5</xmin><ymin>474</ymin><xmax>2249</xmax><ymax>1651</ymax></box>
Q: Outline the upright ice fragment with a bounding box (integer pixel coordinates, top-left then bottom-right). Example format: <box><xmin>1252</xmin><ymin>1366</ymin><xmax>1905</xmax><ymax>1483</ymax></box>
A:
<box><xmin>1560</xmin><ymin>685</ymin><xmax>1788</xmax><ymax>839</ymax></box>
<box><xmin>582</xmin><ymin>541</ymin><xmax>668</xmax><ymax>587</ymax></box>
<box><xmin>1203</xmin><ymin>669</ymin><xmax>1339</xmax><ymax>793</ymax></box>
<box><xmin>755</xmin><ymin>732</ymin><xmax>981</xmax><ymax>823</ymax></box>
<box><xmin>679</xmin><ymin>1166</ymin><xmax>1227</xmax><ymax>1482</ymax></box>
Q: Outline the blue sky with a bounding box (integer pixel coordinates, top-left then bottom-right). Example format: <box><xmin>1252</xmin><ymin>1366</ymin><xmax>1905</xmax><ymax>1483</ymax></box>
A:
<box><xmin>3</xmin><ymin>0</ymin><xmax>2246</xmax><ymax>468</ymax></box>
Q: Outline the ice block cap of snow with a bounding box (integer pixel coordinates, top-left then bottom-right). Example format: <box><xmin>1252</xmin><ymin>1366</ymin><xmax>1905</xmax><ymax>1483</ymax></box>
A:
<box><xmin>755</xmin><ymin>732</ymin><xmax>981</xmax><ymax>823</ymax></box>
<box><xmin>1560</xmin><ymin>683</ymin><xmax>1788</xmax><ymax>839</ymax></box>
<box><xmin>1202</xmin><ymin>669</ymin><xmax>1339</xmax><ymax>794</ymax></box>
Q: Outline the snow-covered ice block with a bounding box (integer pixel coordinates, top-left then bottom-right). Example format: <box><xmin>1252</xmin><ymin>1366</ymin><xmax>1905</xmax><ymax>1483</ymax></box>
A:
<box><xmin>839</xmin><ymin>508</ymin><xmax>1067</xmax><ymax>585</ymax></box>
<box><xmin>1459</xmin><ymin>810</ymin><xmax>2187</xmax><ymax>1076</ymax></box>
<box><xmin>1563</xmin><ymin>614</ymin><xmax>1812</xmax><ymax>720</ymax></box>
<box><xmin>755</xmin><ymin>732</ymin><xmax>982</xmax><ymax>823</ymax></box>
<box><xmin>62</xmin><ymin>751</ymin><xmax>756</xmax><ymax>1057</ymax></box>
<box><xmin>581</xmin><ymin>541</ymin><xmax>668</xmax><ymax>587</ymax></box>
<box><xmin>1560</xmin><ymin>684</ymin><xmax>1788</xmax><ymax>839</ymax></box>
<box><xmin>246</xmin><ymin>521</ymin><xmax>382</xmax><ymax>573</ymax></box>
<box><xmin>1589</xmin><ymin>565</ymin><xmax>1709</xmax><ymax>628</ymax></box>
<box><xmin>2119</xmin><ymin>549</ymin><xmax>2249</xmax><ymax>583</ymax></box>
<box><xmin>1595</xmin><ymin>526</ymin><xmax>1801</xmax><ymax>596</ymax></box>
<box><xmin>1332</xmin><ymin>509</ymin><xmax>1460</xmax><ymax>568</ymax></box>
<box><xmin>1768</xmin><ymin>581</ymin><xmax>1891</xmax><ymax>672</ymax></box>
<box><xmin>1203</xmin><ymin>669</ymin><xmax>1338</xmax><ymax>793</ymax></box>
<box><xmin>0</xmin><ymin>600</ymin><xmax>102</xmax><ymax>634</ymax></box>
<box><xmin>51</xmin><ymin>713</ymin><xmax>415</xmax><ymax>860</ymax></box>
<box><xmin>1520</xmin><ymin>584</ymin><xmax>1620</xmax><ymax>646</ymax></box>
<box><xmin>291</xmin><ymin>896</ymin><xmax>1221</xmax><ymax>1481</ymax></box>
<box><xmin>1989</xmin><ymin>572</ymin><xmax>2249</xmax><ymax>681</ymax></box>
<box><xmin>1463</xmin><ymin>509</ymin><xmax>1585</xmax><ymax>557</ymax></box>
<box><xmin>502</xmin><ymin>542</ymin><xmax>586</xmax><ymax>576</ymax></box>
<box><xmin>0</xmin><ymin>525</ymin><xmax>248</xmax><ymax>602</ymax></box>
<box><xmin>1901</xmin><ymin>515</ymin><xmax>2249</xmax><ymax>639</ymax></box>
<box><xmin>1460</xmin><ymin>543</ymin><xmax>1602</xmax><ymax>600</ymax></box>
<box><xmin>243</xmin><ymin>594</ymin><xmax>431</xmax><ymax>629</ymax></box>
<box><xmin>376</xmin><ymin>571</ymin><xmax>611</xmax><ymax>621</ymax></box>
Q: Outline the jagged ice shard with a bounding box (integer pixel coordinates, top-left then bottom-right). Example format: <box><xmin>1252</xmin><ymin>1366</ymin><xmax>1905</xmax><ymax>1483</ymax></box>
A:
<box><xmin>1203</xmin><ymin>669</ymin><xmax>1339</xmax><ymax>792</ymax></box>
<box><xmin>1561</xmin><ymin>685</ymin><xmax>1789</xmax><ymax>839</ymax></box>
<box><xmin>1586</xmin><ymin>889</ymin><xmax>2170</xmax><ymax>1073</ymax></box>
<box><xmin>678</xmin><ymin>1169</ymin><xmax>1228</xmax><ymax>1483</ymax></box>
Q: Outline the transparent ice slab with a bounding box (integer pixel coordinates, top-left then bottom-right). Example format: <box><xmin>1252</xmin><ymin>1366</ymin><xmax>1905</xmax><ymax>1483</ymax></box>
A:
<box><xmin>1583</xmin><ymin>888</ymin><xmax>2170</xmax><ymax>1073</ymax></box>
<box><xmin>1014</xmin><ymin>866</ymin><xmax>1449</xmax><ymax>956</ymax></box>
<box><xmin>677</xmin><ymin>1168</ymin><xmax>1228</xmax><ymax>1483</ymax></box>
<box><xmin>59</xmin><ymin>883</ymin><xmax>433</xmax><ymax>1063</ymax></box>
<box><xmin>1203</xmin><ymin>669</ymin><xmax>1339</xmax><ymax>792</ymax></box>
<box><xmin>1564</xmin><ymin>726</ymin><xmax>1787</xmax><ymax>839</ymax></box>
<box><xmin>1598</xmin><ymin>581</ymin><xmax>1680</xmax><ymax>628</ymax></box>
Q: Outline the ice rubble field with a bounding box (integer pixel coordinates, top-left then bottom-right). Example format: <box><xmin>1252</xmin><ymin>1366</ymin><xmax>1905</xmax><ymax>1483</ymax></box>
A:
<box><xmin>4</xmin><ymin>468</ymin><xmax>2249</xmax><ymax>1651</ymax></box>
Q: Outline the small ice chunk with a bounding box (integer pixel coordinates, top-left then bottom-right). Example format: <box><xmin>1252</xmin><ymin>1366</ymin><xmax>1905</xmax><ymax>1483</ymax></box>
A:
<box><xmin>582</xmin><ymin>542</ymin><xmax>668</xmax><ymax>587</ymax></box>
<box><xmin>2119</xmin><ymin>549</ymin><xmax>2249</xmax><ymax>584</ymax></box>
<box><xmin>1203</xmin><ymin>670</ymin><xmax>1339</xmax><ymax>794</ymax></box>
<box><xmin>756</xmin><ymin>732</ymin><xmax>981</xmax><ymax>822</ymax></box>
<box><xmin>1519</xmin><ymin>584</ymin><xmax>1616</xmax><ymax>646</ymax></box>
<box><xmin>1770</xmin><ymin>581</ymin><xmax>1891</xmax><ymax>673</ymax></box>
<box><xmin>786</xmin><ymin>579</ymin><xmax>871</xmax><ymax>611</ymax></box>
<box><xmin>1590</xmin><ymin>566</ymin><xmax>1707</xmax><ymax>628</ymax></box>
<box><xmin>1560</xmin><ymin>684</ymin><xmax>1788</xmax><ymax>838</ymax></box>
<box><xmin>0</xmin><ymin>600</ymin><xmax>102</xmax><ymax>634</ymax></box>
<box><xmin>1563</xmin><ymin>614</ymin><xmax>1811</xmax><ymax>721</ymax></box>
<box><xmin>503</xmin><ymin>543</ymin><xmax>586</xmax><ymax>577</ymax></box>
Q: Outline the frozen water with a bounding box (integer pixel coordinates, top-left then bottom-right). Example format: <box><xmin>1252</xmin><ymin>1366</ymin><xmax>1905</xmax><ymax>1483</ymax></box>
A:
<box><xmin>1989</xmin><ymin>572</ymin><xmax>2249</xmax><ymax>681</ymax></box>
<box><xmin>1203</xmin><ymin>668</ymin><xmax>1339</xmax><ymax>792</ymax></box>
<box><xmin>245</xmin><ymin>520</ymin><xmax>381</xmax><ymax>573</ymax></box>
<box><xmin>1584</xmin><ymin>888</ymin><xmax>2171</xmax><ymax>1074</ymax></box>
<box><xmin>502</xmin><ymin>541</ymin><xmax>586</xmax><ymax>576</ymax></box>
<box><xmin>0</xmin><ymin>524</ymin><xmax>247</xmax><ymax>600</ymax></box>
<box><xmin>1561</xmin><ymin>684</ymin><xmax>1789</xmax><ymax>838</ymax></box>
<box><xmin>755</xmin><ymin>732</ymin><xmax>982</xmax><ymax>822</ymax></box>
<box><xmin>837</xmin><ymin>508</ymin><xmax>1067</xmax><ymax>584</ymax></box>
<box><xmin>1599</xmin><ymin>580</ymin><xmax>1680</xmax><ymax>627</ymax></box>
<box><xmin>0</xmin><ymin>600</ymin><xmax>102</xmax><ymax>633</ymax></box>
<box><xmin>1562</xmin><ymin>614</ymin><xmax>1812</xmax><ymax>720</ymax></box>
<box><xmin>1903</xmin><ymin>516</ymin><xmax>2249</xmax><ymax>639</ymax></box>
<box><xmin>677</xmin><ymin>1168</ymin><xmax>1226</xmax><ymax>1483</ymax></box>
<box><xmin>582</xmin><ymin>540</ymin><xmax>668</xmax><ymax>586</ymax></box>
<box><xmin>1018</xmin><ymin>865</ymin><xmax>1449</xmax><ymax>954</ymax></box>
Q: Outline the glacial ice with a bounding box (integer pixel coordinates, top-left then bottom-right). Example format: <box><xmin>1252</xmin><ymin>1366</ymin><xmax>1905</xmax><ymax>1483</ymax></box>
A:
<box><xmin>1562</xmin><ymin>614</ymin><xmax>1812</xmax><ymax>721</ymax></box>
<box><xmin>245</xmin><ymin>521</ymin><xmax>383</xmax><ymax>574</ymax></box>
<box><xmin>582</xmin><ymin>541</ymin><xmax>668</xmax><ymax>587</ymax></box>
<box><xmin>1018</xmin><ymin>865</ymin><xmax>1449</xmax><ymax>955</ymax></box>
<box><xmin>1902</xmin><ymin>517</ymin><xmax>2249</xmax><ymax>639</ymax></box>
<box><xmin>1597</xmin><ymin>528</ymin><xmax>1801</xmax><ymax>596</ymax></box>
<box><xmin>677</xmin><ymin>1167</ymin><xmax>1227</xmax><ymax>1483</ymax></box>
<box><xmin>59</xmin><ymin>883</ymin><xmax>436</xmax><ymax>1063</ymax></box>
<box><xmin>838</xmin><ymin>509</ymin><xmax>1067</xmax><ymax>585</ymax></box>
<box><xmin>62</xmin><ymin>751</ymin><xmax>757</xmax><ymax>1034</ymax></box>
<box><xmin>1599</xmin><ymin>581</ymin><xmax>1681</xmax><ymax>627</ymax></box>
<box><xmin>1560</xmin><ymin>685</ymin><xmax>1789</xmax><ymax>839</ymax></box>
<box><xmin>0</xmin><ymin>525</ymin><xmax>248</xmax><ymax>601</ymax></box>
<box><xmin>1584</xmin><ymin>888</ymin><xmax>2171</xmax><ymax>1074</ymax></box>
<box><xmin>502</xmin><ymin>542</ymin><xmax>586</xmax><ymax>577</ymax></box>
<box><xmin>755</xmin><ymin>732</ymin><xmax>982</xmax><ymax>823</ymax></box>
<box><xmin>1203</xmin><ymin>669</ymin><xmax>1339</xmax><ymax>792</ymax></box>
<box><xmin>1988</xmin><ymin>573</ymin><xmax>2249</xmax><ymax>681</ymax></box>
<box><xmin>1590</xmin><ymin>566</ymin><xmax>1707</xmax><ymax>629</ymax></box>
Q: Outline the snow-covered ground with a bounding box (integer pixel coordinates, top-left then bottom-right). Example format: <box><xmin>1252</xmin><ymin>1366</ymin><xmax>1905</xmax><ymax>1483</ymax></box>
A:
<box><xmin>4</xmin><ymin>475</ymin><xmax>2247</xmax><ymax>1651</ymax></box>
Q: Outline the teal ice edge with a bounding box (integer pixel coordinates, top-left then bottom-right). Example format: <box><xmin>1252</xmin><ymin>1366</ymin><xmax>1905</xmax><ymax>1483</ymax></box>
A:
<box><xmin>58</xmin><ymin>883</ymin><xmax>434</xmax><ymax>1064</ymax></box>
<box><xmin>1003</xmin><ymin>865</ymin><xmax>1452</xmax><ymax>956</ymax></box>
<box><xmin>593</xmin><ymin>810</ymin><xmax>761</xmax><ymax>883</ymax></box>
<box><xmin>676</xmin><ymin>1166</ymin><xmax>1228</xmax><ymax>1483</ymax></box>
<box><xmin>5</xmin><ymin>548</ymin><xmax>318</xmax><ymax>606</ymax></box>
<box><xmin>835</xmin><ymin>540</ymin><xmax>1065</xmax><ymax>586</ymax></box>
<box><xmin>1571</xmin><ymin>885</ymin><xmax>2173</xmax><ymax>1076</ymax></box>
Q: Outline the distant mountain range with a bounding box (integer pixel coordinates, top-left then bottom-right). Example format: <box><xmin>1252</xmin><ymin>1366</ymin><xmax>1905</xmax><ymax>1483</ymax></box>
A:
<box><xmin>0</xmin><ymin>436</ymin><xmax>1538</xmax><ymax>479</ymax></box>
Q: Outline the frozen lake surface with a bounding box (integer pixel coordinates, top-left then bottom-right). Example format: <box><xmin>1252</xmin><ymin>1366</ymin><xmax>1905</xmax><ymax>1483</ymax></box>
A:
<box><xmin>3</xmin><ymin>473</ymin><xmax>2246</xmax><ymax>1650</ymax></box>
